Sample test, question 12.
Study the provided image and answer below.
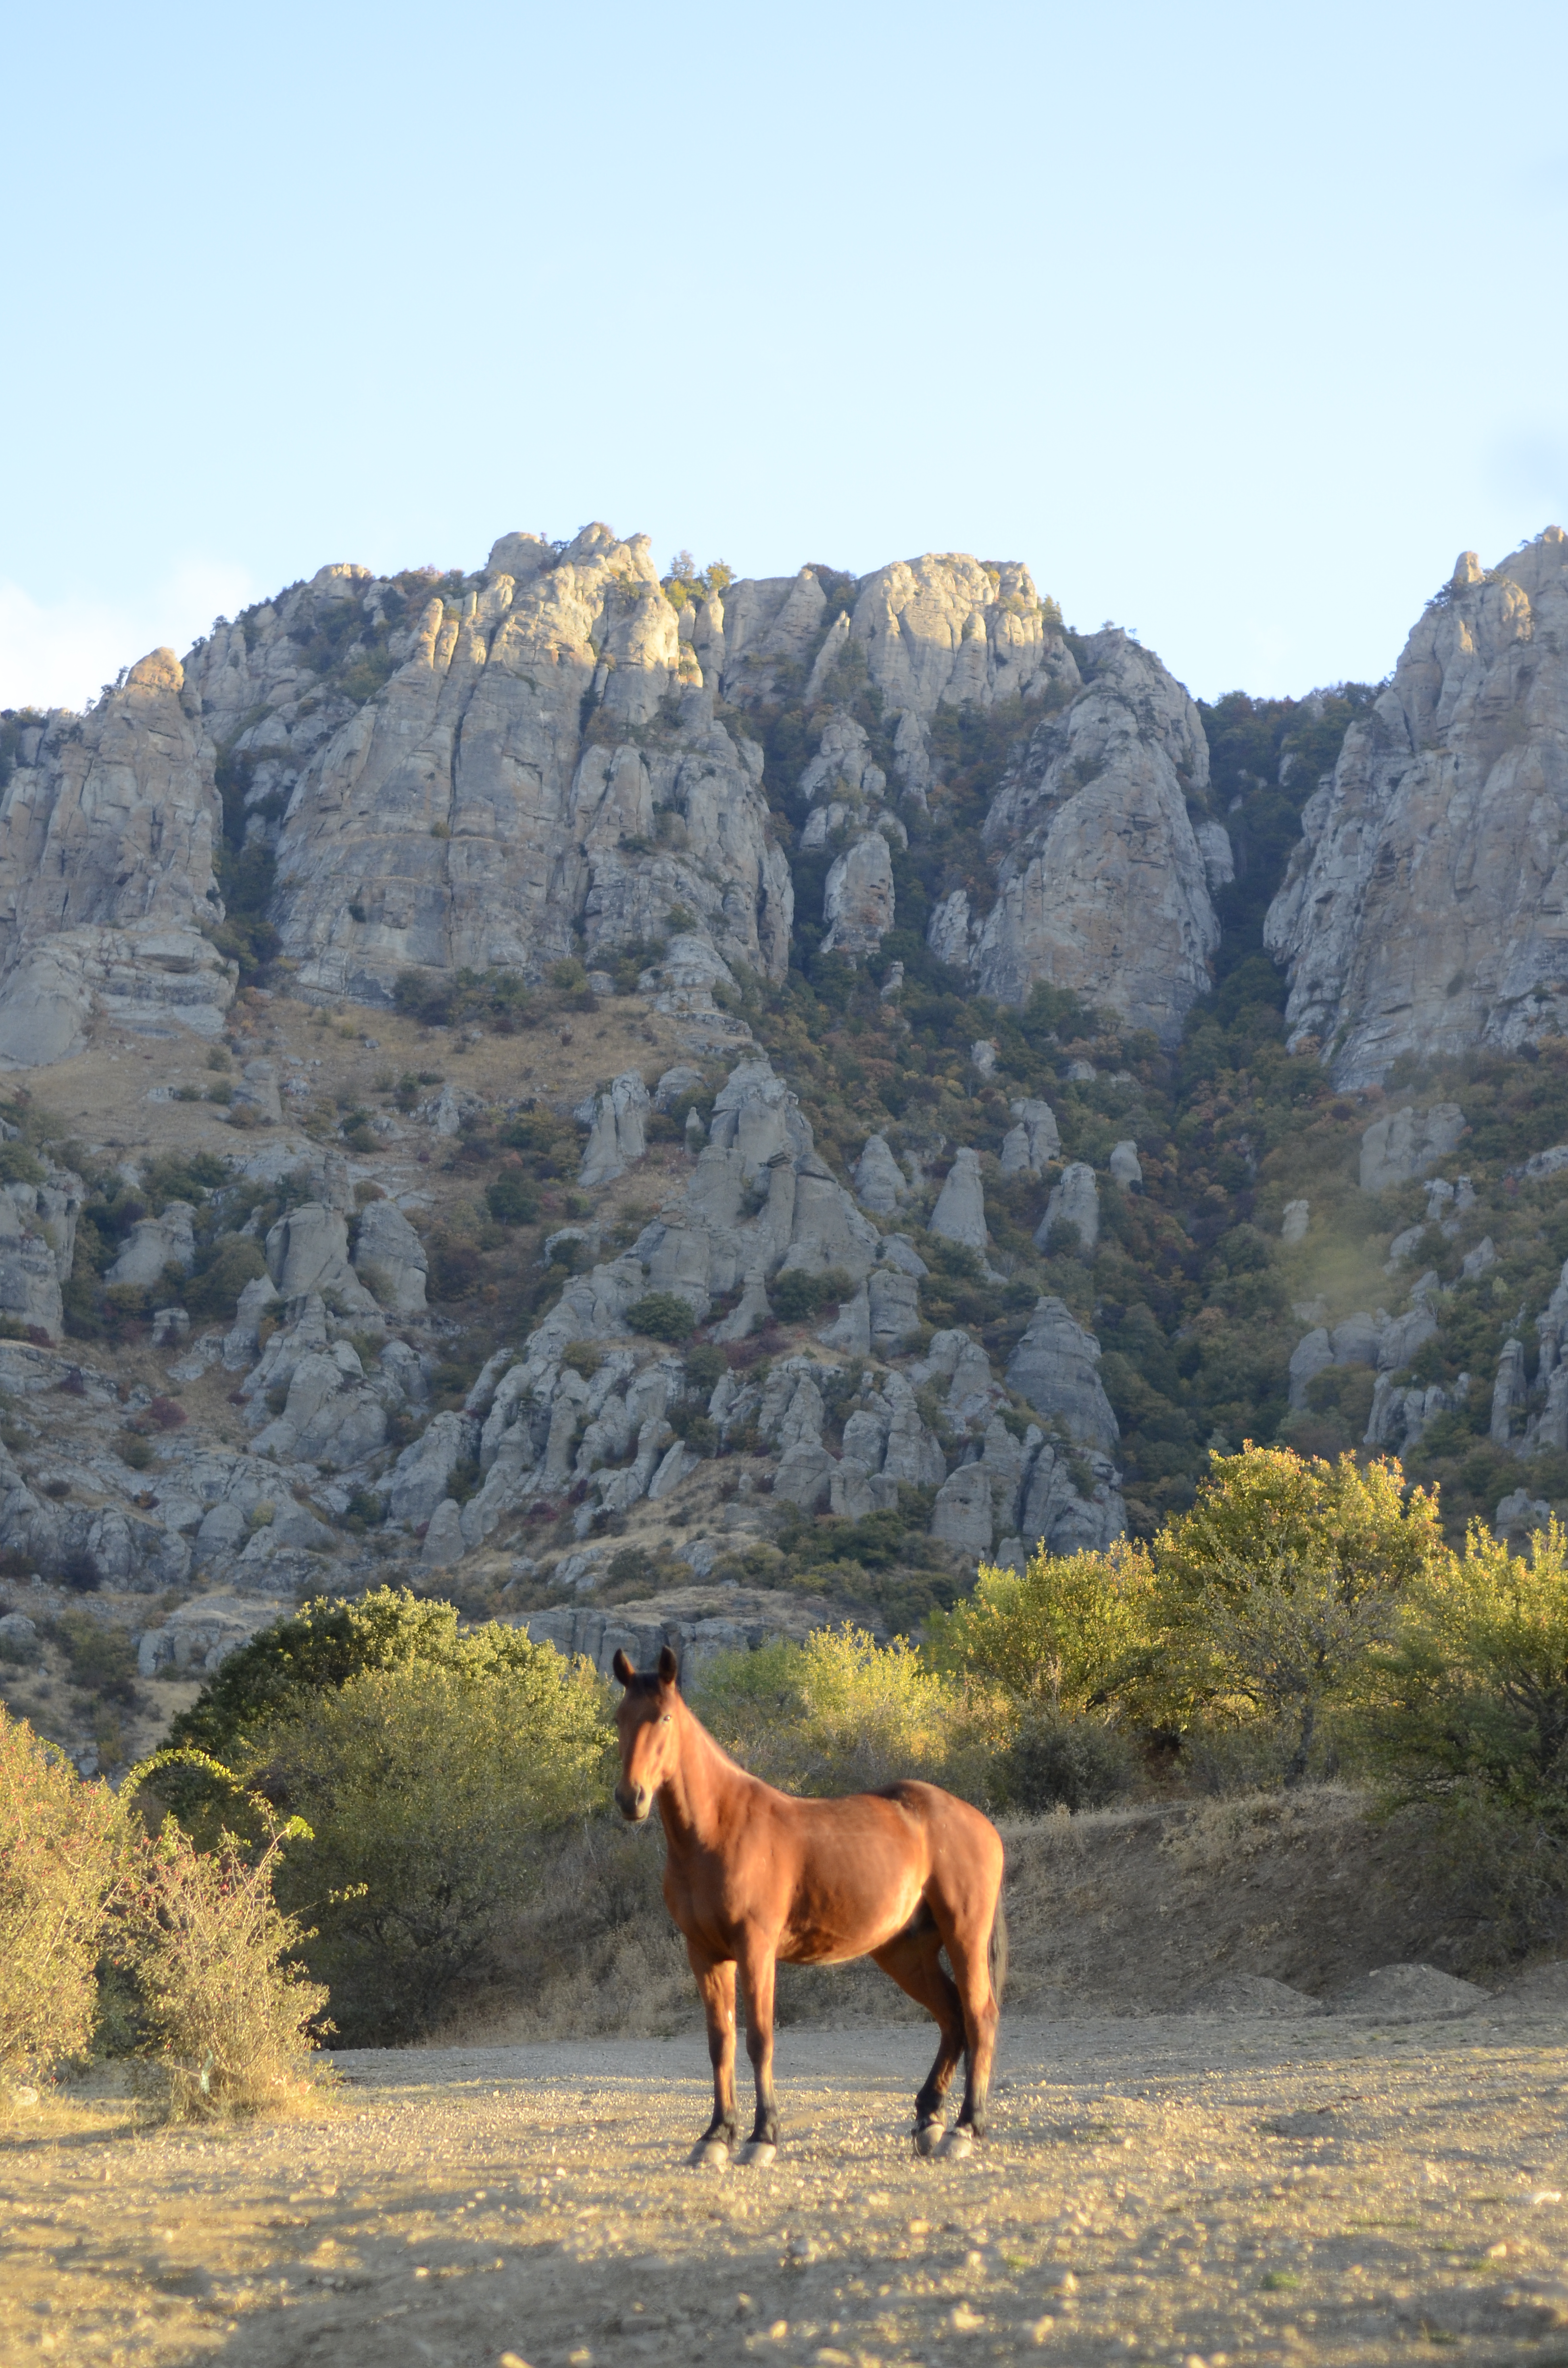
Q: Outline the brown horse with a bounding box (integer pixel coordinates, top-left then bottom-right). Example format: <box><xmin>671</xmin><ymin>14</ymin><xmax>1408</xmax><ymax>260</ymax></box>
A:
<box><xmin>612</xmin><ymin>1644</ymin><xmax>1006</xmax><ymax>2165</ymax></box>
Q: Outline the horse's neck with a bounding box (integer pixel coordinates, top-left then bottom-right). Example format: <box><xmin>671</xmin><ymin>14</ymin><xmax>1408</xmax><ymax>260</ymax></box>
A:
<box><xmin>657</xmin><ymin>1707</ymin><xmax>744</xmax><ymax>1856</ymax></box>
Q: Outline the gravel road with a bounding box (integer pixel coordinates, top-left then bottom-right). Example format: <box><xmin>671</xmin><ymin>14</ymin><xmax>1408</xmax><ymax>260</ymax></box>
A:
<box><xmin>5</xmin><ymin>1997</ymin><xmax>1568</xmax><ymax>2368</ymax></box>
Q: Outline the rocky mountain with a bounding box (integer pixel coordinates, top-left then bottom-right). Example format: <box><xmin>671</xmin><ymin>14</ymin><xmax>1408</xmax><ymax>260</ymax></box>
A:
<box><xmin>1265</xmin><ymin>527</ymin><xmax>1568</xmax><ymax>1088</ymax></box>
<box><xmin>10</xmin><ymin>517</ymin><xmax>1568</xmax><ymax>1782</ymax></box>
<box><xmin>0</xmin><ymin>529</ymin><xmax>1227</xmax><ymax>1063</ymax></box>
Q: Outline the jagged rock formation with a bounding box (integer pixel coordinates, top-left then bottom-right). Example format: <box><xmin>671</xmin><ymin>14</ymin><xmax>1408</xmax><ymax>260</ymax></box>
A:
<box><xmin>1036</xmin><ymin>1162</ymin><xmax>1099</xmax><ymax>1253</ymax></box>
<box><xmin>0</xmin><ymin>526</ymin><xmax>1235</xmax><ymax>1061</ymax></box>
<box><xmin>0</xmin><ymin>650</ymin><xmax>234</xmax><ymax>1064</ymax></box>
<box><xmin>999</xmin><ymin>1098</ymin><xmax>1060</xmax><ymax>1176</ymax></box>
<box><xmin>1266</xmin><ymin>529</ymin><xmax>1568</xmax><ymax>1086</ymax></box>
<box><xmin>1005</xmin><ymin>1296</ymin><xmax>1121</xmax><ymax>1457</ymax></box>
<box><xmin>931</xmin><ymin>632</ymin><xmax>1222</xmax><ymax>1043</ymax></box>
<box><xmin>576</xmin><ymin>1072</ymin><xmax>650</xmax><ymax>1188</ymax></box>
<box><xmin>1359</xmin><ymin>1104</ymin><xmax>1466</xmax><ymax>1194</ymax></box>
<box><xmin>928</xmin><ymin>1149</ymin><xmax>989</xmax><ymax>1251</ymax></box>
<box><xmin>1287</xmin><ymin>1278</ymin><xmax>1440</xmax><ymax>1411</ymax></box>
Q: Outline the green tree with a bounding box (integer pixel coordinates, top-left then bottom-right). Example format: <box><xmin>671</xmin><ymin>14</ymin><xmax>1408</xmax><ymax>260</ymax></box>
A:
<box><xmin>171</xmin><ymin>1587</ymin><xmax>498</xmax><ymax>1762</ymax></box>
<box><xmin>695</xmin><ymin>1624</ymin><xmax>966</xmax><ymax>1797</ymax></box>
<box><xmin>1373</xmin><ymin>1517</ymin><xmax>1568</xmax><ymax>1825</ymax></box>
<box><xmin>249</xmin><ymin>1649</ymin><xmax>610</xmax><ymax>2039</ymax></box>
<box><xmin>1147</xmin><ymin>1444</ymin><xmax>1448</xmax><ymax>1781</ymax></box>
<box><xmin>928</xmin><ymin>1540</ymin><xmax>1155</xmax><ymax>1713</ymax></box>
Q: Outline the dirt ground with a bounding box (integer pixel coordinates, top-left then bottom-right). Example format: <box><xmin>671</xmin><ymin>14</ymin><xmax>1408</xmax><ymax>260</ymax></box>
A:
<box><xmin>7</xmin><ymin>1991</ymin><xmax>1568</xmax><ymax>2368</ymax></box>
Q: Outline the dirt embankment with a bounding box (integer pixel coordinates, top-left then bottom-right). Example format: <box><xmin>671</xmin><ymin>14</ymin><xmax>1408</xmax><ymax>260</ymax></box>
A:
<box><xmin>438</xmin><ymin>1787</ymin><xmax>1501</xmax><ymax>2050</ymax></box>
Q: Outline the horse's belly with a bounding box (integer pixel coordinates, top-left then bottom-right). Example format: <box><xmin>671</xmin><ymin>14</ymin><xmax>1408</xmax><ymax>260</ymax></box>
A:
<box><xmin>779</xmin><ymin>1875</ymin><xmax>925</xmax><ymax>1966</ymax></box>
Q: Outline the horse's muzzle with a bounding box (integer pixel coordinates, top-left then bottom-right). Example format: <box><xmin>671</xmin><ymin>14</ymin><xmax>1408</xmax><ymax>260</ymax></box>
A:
<box><xmin>615</xmin><ymin>1780</ymin><xmax>650</xmax><ymax>1823</ymax></box>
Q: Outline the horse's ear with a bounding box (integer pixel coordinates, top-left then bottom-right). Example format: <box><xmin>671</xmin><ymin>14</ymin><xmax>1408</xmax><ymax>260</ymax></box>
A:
<box><xmin>612</xmin><ymin>1649</ymin><xmax>637</xmax><ymax>1685</ymax></box>
<box><xmin>657</xmin><ymin>1644</ymin><xmax>680</xmax><ymax>1686</ymax></box>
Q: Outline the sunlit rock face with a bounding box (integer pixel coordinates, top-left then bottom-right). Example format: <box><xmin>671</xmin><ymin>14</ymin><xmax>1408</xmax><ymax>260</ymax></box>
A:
<box><xmin>1265</xmin><ymin>528</ymin><xmax>1568</xmax><ymax>1088</ymax></box>
<box><xmin>0</xmin><ymin>649</ymin><xmax>233</xmax><ymax>1062</ymax></box>
<box><xmin>964</xmin><ymin>631</ymin><xmax>1221</xmax><ymax>1046</ymax></box>
<box><xmin>258</xmin><ymin>529</ymin><xmax>792</xmax><ymax>1001</ymax></box>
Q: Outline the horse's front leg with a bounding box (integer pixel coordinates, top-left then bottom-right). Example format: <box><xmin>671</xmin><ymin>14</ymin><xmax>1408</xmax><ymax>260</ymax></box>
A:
<box><xmin>735</xmin><ymin>1930</ymin><xmax>779</xmax><ymax>2163</ymax></box>
<box><xmin>687</xmin><ymin>1944</ymin><xmax>738</xmax><ymax>2166</ymax></box>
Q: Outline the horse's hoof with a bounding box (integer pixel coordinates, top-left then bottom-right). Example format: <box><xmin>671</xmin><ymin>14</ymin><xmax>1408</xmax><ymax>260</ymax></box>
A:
<box><xmin>688</xmin><ymin>2138</ymin><xmax>731</xmax><ymax>2170</ymax></box>
<box><xmin>913</xmin><ymin>2120</ymin><xmax>943</xmax><ymax>2158</ymax></box>
<box><xmin>937</xmin><ymin>2124</ymin><xmax>974</xmax><ymax>2161</ymax></box>
<box><xmin>735</xmin><ymin>2140</ymin><xmax>776</xmax><ymax>2167</ymax></box>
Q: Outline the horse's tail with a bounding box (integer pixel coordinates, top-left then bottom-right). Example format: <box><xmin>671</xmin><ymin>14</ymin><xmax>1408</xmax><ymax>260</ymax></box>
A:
<box><xmin>989</xmin><ymin>1893</ymin><xmax>1008</xmax><ymax>2010</ymax></box>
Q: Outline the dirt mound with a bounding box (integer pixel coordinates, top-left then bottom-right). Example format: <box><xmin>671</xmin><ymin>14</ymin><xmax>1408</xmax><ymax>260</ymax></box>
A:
<box><xmin>1331</xmin><ymin>1963</ymin><xmax>1492</xmax><ymax>2018</ymax></box>
<box><xmin>1183</xmin><ymin>1973</ymin><xmax>1323</xmax><ymax>2016</ymax></box>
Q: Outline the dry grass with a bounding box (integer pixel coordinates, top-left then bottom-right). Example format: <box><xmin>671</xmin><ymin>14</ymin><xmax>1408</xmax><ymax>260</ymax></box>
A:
<box><xmin>124</xmin><ymin>1822</ymin><xmax>328</xmax><ymax>2119</ymax></box>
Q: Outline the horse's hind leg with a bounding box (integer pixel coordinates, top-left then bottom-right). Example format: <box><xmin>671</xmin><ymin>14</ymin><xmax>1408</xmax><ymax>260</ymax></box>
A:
<box><xmin>871</xmin><ymin>1918</ymin><xmax>966</xmax><ymax>2154</ymax></box>
<box><xmin>688</xmin><ymin>1946</ymin><xmax>738</xmax><ymax>2165</ymax></box>
<box><xmin>941</xmin><ymin>1900</ymin><xmax>1002</xmax><ymax>2144</ymax></box>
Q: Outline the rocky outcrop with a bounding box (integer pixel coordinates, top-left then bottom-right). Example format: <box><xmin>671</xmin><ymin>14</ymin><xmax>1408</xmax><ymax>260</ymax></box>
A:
<box><xmin>0</xmin><ymin>649</ymin><xmax>235</xmax><ymax>1063</ymax></box>
<box><xmin>265</xmin><ymin>1204</ymin><xmax>378</xmax><ymax>1314</ymax></box>
<box><xmin>1005</xmin><ymin>1296</ymin><xmax>1121</xmax><ymax>1456</ymax></box>
<box><xmin>0</xmin><ymin>1161</ymin><xmax>82</xmax><ymax>1338</ymax></box>
<box><xmin>999</xmin><ymin>1098</ymin><xmax>1060</xmax><ymax>1176</ymax></box>
<box><xmin>250</xmin><ymin>531</ymin><xmax>792</xmax><ymax>1000</ymax></box>
<box><xmin>0</xmin><ymin>529</ymin><xmax>1236</xmax><ymax>1064</ymax></box>
<box><xmin>929</xmin><ymin>1149</ymin><xmax>988</xmax><ymax>1252</ymax></box>
<box><xmin>577</xmin><ymin>1071</ymin><xmax>650</xmax><ymax>1187</ymax></box>
<box><xmin>1036</xmin><ymin>1162</ymin><xmax>1098</xmax><ymax>1253</ymax></box>
<box><xmin>1359</xmin><ymin>1105</ymin><xmax>1466</xmax><ymax>1194</ymax></box>
<box><xmin>852</xmin><ymin>1134</ymin><xmax>908</xmax><ymax>1217</ymax></box>
<box><xmin>1265</xmin><ymin>530</ymin><xmax>1568</xmax><ymax>1086</ymax></box>
<box><xmin>350</xmin><ymin>1198</ymin><xmax>428</xmax><ymax>1316</ymax></box>
<box><xmin>1287</xmin><ymin>1277</ymin><xmax>1441</xmax><ymax>1409</ymax></box>
<box><xmin>941</xmin><ymin>633</ymin><xmax>1220</xmax><ymax>1044</ymax></box>
<box><xmin>106</xmin><ymin>1201</ymin><xmax>196</xmax><ymax>1289</ymax></box>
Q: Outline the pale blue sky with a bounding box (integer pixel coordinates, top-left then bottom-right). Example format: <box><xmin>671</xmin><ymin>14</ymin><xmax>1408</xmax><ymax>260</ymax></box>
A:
<box><xmin>4</xmin><ymin>0</ymin><xmax>1565</xmax><ymax>712</ymax></box>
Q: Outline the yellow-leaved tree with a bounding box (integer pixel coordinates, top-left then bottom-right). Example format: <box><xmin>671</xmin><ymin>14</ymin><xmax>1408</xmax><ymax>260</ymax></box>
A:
<box><xmin>925</xmin><ymin>1542</ymin><xmax>1154</xmax><ymax>1811</ymax></box>
<box><xmin>1146</xmin><ymin>1443</ymin><xmax>1450</xmax><ymax>1784</ymax></box>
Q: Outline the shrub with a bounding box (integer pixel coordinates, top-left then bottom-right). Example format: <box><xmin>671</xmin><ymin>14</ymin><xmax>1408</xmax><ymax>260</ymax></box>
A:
<box><xmin>184</xmin><ymin>1233</ymin><xmax>268</xmax><ymax>1322</ymax></box>
<box><xmin>486</xmin><ymin>1173</ymin><xmax>540</xmax><ymax>1227</ymax></box>
<box><xmin>147</xmin><ymin>1395</ymin><xmax>187</xmax><ymax>1431</ymax></box>
<box><xmin>1001</xmin><ymin>1710</ymin><xmax>1140</xmax><ymax>1814</ymax></box>
<box><xmin>683</xmin><ymin>1342</ymin><xmax>726</xmax><ymax>1394</ymax></box>
<box><xmin>117</xmin><ymin>1431</ymin><xmax>154</xmax><ymax>1470</ymax></box>
<box><xmin>626</xmin><ymin>1292</ymin><xmax>696</xmax><ymax>1343</ymax></box>
<box><xmin>0</xmin><ymin>1708</ymin><xmax>126</xmax><ymax>2079</ymax></box>
<box><xmin>929</xmin><ymin>1540</ymin><xmax>1156</xmax><ymax>1714</ymax></box>
<box><xmin>120</xmin><ymin>1808</ymin><xmax>327</xmax><ymax>2118</ymax></box>
<box><xmin>695</xmin><ymin>1625</ymin><xmax>966</xmax><ymax>1797</ymax></box>
<box><xmin>55</xmin><ymin>1611</ymin><xmax>138</xmax><ymax>1700</ymax></box>
<box><xmin>1373</xmin><ymin>1518</ymin><xmax>1568</xmax><ymax>1825</ymax></box>
<box><xmin>251</xmin><ymin>1649</ymin><xmax>609</xmax><ymax>2038</ymax></box>
<box><xmin>771</xmin><ymin>1267</ymin><xmax>854</xmax><ymax>1322</ymax></box>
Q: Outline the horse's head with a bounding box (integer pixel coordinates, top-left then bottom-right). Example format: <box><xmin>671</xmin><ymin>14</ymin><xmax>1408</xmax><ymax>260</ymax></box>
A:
<box><xmin>612</xmin><ymin>1643</ymin><xmax>681</xmax><ymax>1821</ymax></box>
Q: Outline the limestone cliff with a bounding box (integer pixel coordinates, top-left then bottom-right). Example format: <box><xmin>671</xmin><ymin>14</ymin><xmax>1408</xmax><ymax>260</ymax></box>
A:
<box><xmin>1265</xmin><ymin>528</ymin><xmax>1568</xmax><ymax>1087</ymax></box>
<box><xmin>0</xmin><ymin>651</ymin><xmax>233</xmax><ymax>1064</ymax></box>
<box><xmin>0</xmin><ymin>524</ymin><xmax>1229</xmax><ymax>1060</ymax></box>
<box><xmin>956</xmin><ymin>630</ymin><xmax>1220</xmax><ymax>1045</ymax></box>
<box><xmin>217</xmin><ymin>528</ymin><xmax>792</xmax><ymax>1001</ymax></box>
